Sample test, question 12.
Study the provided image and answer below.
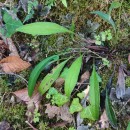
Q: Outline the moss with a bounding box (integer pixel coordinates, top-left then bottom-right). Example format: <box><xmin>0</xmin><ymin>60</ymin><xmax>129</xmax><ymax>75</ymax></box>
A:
<box><xmin>0</xmin><ymin>103</ymin><xmax>27</xmax><ymax>129</ymax></box>
<box><xmin>125</xmin><ymin>77</ymin><xmax>130</xmax><ymax>87</ymax></box>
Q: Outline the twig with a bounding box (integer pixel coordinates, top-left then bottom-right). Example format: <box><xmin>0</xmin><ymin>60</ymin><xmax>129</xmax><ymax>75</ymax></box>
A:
<box><xmin>117</xmin><ymin>99</ymin><xmax>130</xmax><ymax>116</ymax></box>
<box><xmin>25</xmin><ymin>121</ymin><xmax>38</xmax><ymax>130</ymax></box>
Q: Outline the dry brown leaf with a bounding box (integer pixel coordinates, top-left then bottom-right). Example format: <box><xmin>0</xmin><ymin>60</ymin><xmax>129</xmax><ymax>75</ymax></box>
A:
<box><xmin>45</xmin><ymin>104</ymin><xmax>61</xmax><ymax>118</ymax></box>
<box><xmin>13</xmin><ymin>85</ymin><xmax>41</xmax><ymax>123</ymax></box>
<box><xmin>0</xmin><ymin>56</ymin><xmax>31</xmax><ymax>73</ymax></box>
<box><xmin>45</xmin><ymin>104</ymin><xmax>73</xmax><ymax>123</ymax></box>
<box><xmin>97</xmin><ymin>110</ymin><xmax>109</xmax><ymax>129</ymax></box>
<box><xmin>54</xmin><ymin>78</ymin><xmax>65</xmax><ymax>88</ymax></box>
<box><xmin>12</xmin><ymin>86</ymin><xmax>41</xmax><ymax>108</ymax></box>
<box><xmin>77</xmin><ymin>71</ymin><xmax>90</xmax><ymax>88</ymax></box>
<box><xmin>59</xmin><ymin>104</ymin><xmax>73</xmax><ymax>123</ymax></box>
<box><xmin>128</xmin><ymin>54</ymin><xmax>130</xmax><ymax>64</ymax></box>
<box><xmin>116</xmin><ymin>66</ymin><xmax>126</xmax><ymax>99</ymax></box>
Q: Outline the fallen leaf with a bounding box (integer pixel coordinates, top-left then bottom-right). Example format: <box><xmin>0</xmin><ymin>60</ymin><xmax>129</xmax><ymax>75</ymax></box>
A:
<box><xmin>77</xmin><ymin>71</ymin><xmax>90</xmax><ymax>89</ymax></box>
<box><xmin>45</xmin><ymin>104</ymin><xmax>61</xmax><ymax>118</ymax></box>
<box><xmin>128</xmin><ymin>54</ymin><xmax>130</xmax><ymax>64</ymax></box>
<box><xmin>116</xmin><ymin>66</ymin><xmax>126</xmax><ymax>99</ymax></box>
<box><xmin>97</xmin><ymin>110</ymin><xmax>109</xmax><ymax>129</ymax></box>
<box><xmin>45</xmin><ymin>104</ymin><xmax>73</xmax><ymax>123</ymax></box>
<box><xmin>54</xmin><ymin>78</ymin><xmax>65</xmax><ymax>88</ymax></box>
<box><xmin>59</xmin><ymin>104</ymin><xmax>74</xmax><ymax>123</ymax></box>
<box><xmin>12</xmin><ymin>85</ymin><xmax>41</xmax><ymax>108</ymax></box>
<box><xmin>0</xmin><ymin>56</ymin><xmax>31</xmax><ymax>73</ymax></box>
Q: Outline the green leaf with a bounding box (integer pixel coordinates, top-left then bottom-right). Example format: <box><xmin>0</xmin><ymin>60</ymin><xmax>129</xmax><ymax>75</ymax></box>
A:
<box><xmin>69</xmin><ymin>98</ymin><xmax>82</xmax><ymax>114</ymax></box>
<box><xmin>80</xmin><ymin>65</ymin><xmax>100</xmax><ymax>120</ymax></box>
<box><xmin>77</xmin><ymin>92</ymin><xmax>85</xmax><ymax>99</ymax></box>
<box><xmin>16</xmin><ymin>22</ymin><xmax>73</xmax><ymax>36</ymax></box>
<box><xmin>102</xmin><ymin>58</ymin><xmax>110</xmax><ymax>67</ymax></box>
<box><xmin>39</xmin><ymin>59</ymin><xmax>69</xmax><ymax>95</ymax></box>
<box><xmin>28</xmin><ymin>55</ymin><xmax>59</xmax><ymax>97</ymax></box>
<box><xmin>3</xmin><ymin>10</ymin><xmax>23</xmax><ymax>37</ymax></box>
<box><xmin>80</xmin><ymin>106</ymin><xmax>96</xmax><ymax>120</ymax></box>
<box><xmin>89</xmin><ymin>65</ymin><xmax>100</xmax><ymax>119</ymax></box>
<box><xmin>95</xmin><ymin>40</ymin><xmax>102</xmax><ymax>45</ymax></box>
<box><xmin>91</xmin><ymin>11</ymin><xmax>116</xmax><ymax>32</ymax></box>
<box><xmin>64</xmin><ymin>56</ymin><xmax>82</xmax><ymax>97</ymax></box>
<box><xmin>61</xmin><ymin>0</ymin><xmax>67</xmax><ymax>7</ymax></box>
<box><xmin>127</xmin><ymin>122</ymin><xmax>130</xmax><ymax>130</ymax></box>
<box><xmin>109</xmin><ymin>2</ymin><xmax>121</xmax><ymax>15</ymax></box>
<box><xmin>60</xmin><ymin>67</ymin><xmax>69</xmax><ymax>79</ymax></box>
<box><xmin>52</xmin><ymin>93</ymin><xmax>69</xmax><ymax>106</ymax></box>
<box><xmin>48</xmin><ymin>87</ymin><xmax>58</xmax><ymax>96</ymax></box>
<box><xmin>105</xmin><ymin>90</ymin><xmax>117</xmax><ymax>128</ymax></box>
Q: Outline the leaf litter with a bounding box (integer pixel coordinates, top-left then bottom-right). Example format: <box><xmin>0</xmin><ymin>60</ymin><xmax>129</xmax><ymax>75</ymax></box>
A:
<box><xmin>45</xmin><ymin>103</ymin><xmax>74</xmax><ymax>123</ymax></box>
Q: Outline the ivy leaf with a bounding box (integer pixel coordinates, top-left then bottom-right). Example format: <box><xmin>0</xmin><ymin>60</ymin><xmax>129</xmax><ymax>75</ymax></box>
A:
<box><xmin>80</xmin><ymin>106</ymin><xmax>95</xmax><ymax>120</ymax></box>
<box><xmin>69</xmin><ymin>98</ymin><xmax>82</xmax><ymax>114</ymax></box>
<box><xmin>3</xmin><ymin>10</ymin><xmax>23</xmax><ymax>37</ymax></box>
<box><xmin>105</xmin><ymin>90</ymin><xmax>117</xmax><ymax>128</ymax></box>
<box><xmin>91</xmin><ymin>11</ymin><xmax>116</xmax><ymax>32</ymax></box>
<box><xmin>64</xmin><ymin>56</ymin><xmax>82</xmax><ymax>97</ymax></box>
<box><xmin>95</xmin><ymin>40</ymin><xmax>102</xmax><ymax>45</ymax></box>
<box><xmin>39</xmin><ymin>59</ymin><xmax>69</xmax><ymax>95</ymax></box>
<box><xmin>52</xmin><ymin>93</ymin><xmax>69</xmax><ymax>106</ymax></box>
<box><xmin>16</xmin><ymin>22</ymin><xmax>73</xmax><ymax>36</ymax></box>
<box><xmin>47</xmin><ymin>87</ymin><xmax>58</xmax><ymax>96</ymax></box>
<box><xmin>28</xmin><ymin>55</ymin><xmax>59</xmax><ymax>97</ymax></box>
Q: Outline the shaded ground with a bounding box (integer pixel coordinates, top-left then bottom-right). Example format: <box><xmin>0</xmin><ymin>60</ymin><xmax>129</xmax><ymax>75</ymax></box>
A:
<box><xmin>0</xmin><ymin>0</ymin><xmax>130</xmax><ymax>130</ymax></box>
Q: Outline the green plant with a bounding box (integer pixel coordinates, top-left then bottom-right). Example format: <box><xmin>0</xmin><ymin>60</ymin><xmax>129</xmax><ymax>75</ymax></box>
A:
<box><xmin>68</xmin><ymin>127</ymin><xmax>75</xmax><ymax>130</ymax></box>
<box><xmin>80</xmin><ymin>65</ymin><xmax>100</xmax><ymax>120</ymax></box>
<box><xmin>46</xmin><ymin>87</ymin><xmax>69</xmax><ymax>106</ymax></box>
<box><xmin>1</xmin><ymin>9</ymin><xmax>23</xmax><ymax>37</ymax></box>
<box><xmin>64</xmin><ymin>55</ymin><xmax>82</xmax><ymax>97</ymax></box>
<box><xmin>127</xmin><ymin>122</ymin><xmax>130</xmax><ymax>130</ymax></box>
<box><xmin>91</xmin><ymin>1</ymin><xmax>122</xmax><ymax>32</ymax></box>
<box><xmin>95</xmin><ymin>29</ymin><xmax>112</xmax><ymax>45</ymax></box>
<box><xmin>28</xmin><ymin>55</ymin><xmax>59</xmax><ymax>97</ymax></box>
<box><xmin>16</xmin><ymin>22</ymin><xmax>73</xmax><ymax>36</ymax></box>
<box><xmin>38</xmin><ymin>59</ymin><xmax>69</xmax><ymax>95</ymax></box>
<box><xmin>45</xmin><ymin>0</ymin><xmax>67</xmax><ymax>8</ymax></box>
<box><xmin>33</xmin><ymin>108</ymin><xmax>41</xmax><ymax>123</ymax></box>
<box><xmin>105</xmin><ymin>90</ymin><xmax>117</xmax><ymax>128</ymax></box>
<box><xmin>24</xmin><ymin>0</ymin><xmax>38</xmax><ymax>23</ymax></box>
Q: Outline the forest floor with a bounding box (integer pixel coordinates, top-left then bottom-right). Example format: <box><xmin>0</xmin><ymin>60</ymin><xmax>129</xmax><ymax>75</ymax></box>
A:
<box><xmin>0</xmin><ymin>0</ymin><xmax>130</xmax><ymax>130</ymax></box>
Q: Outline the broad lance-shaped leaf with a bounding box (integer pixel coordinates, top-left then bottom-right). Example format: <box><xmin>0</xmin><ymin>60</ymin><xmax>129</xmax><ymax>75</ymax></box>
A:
<box><xmin>16</xmin><ymin>22</ymin><xmax>73</xmax><ymax>35</ymax></box>
<box><xmin>89</xmin><ymin>65</ymin><xmax>100</xmax><ymax>110</ymax></box>
<box><xmin>39</xmin><ymin>59</ymin><xmax>69</xmax><ymax>95</ymax></box>
<box><xmin>64</xmin><ymin>56</ymin><xmax>82</xmax><ymax>97</ymax></box>
<box><xmin>91</xmin><ymin>11</ymin><xmax>116</xmax><ymax>32</ymax></box>
<box><xmin>28</xmin><ymin>55</ymin><xmax>59</xmax><ymax>97</ymax></box>
<box><xmin>80</xmin><ymin>65</ymin><xmax>100</xmax><ymax>120</ymax></box>
<box><xmin>105</xmin><ymin>90</ymin><xmax>117</xmax><ymax>128</ymax></box>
